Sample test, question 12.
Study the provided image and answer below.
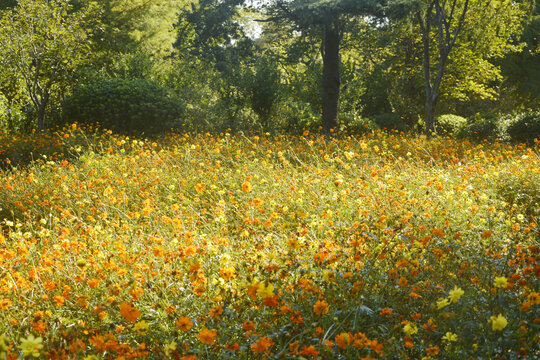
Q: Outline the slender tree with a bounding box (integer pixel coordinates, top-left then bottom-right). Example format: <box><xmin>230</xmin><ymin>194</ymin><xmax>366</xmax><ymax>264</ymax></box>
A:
<box><xmin>389</xmin><ymin>0</ymin><xmax>472</xmax><ymax>135</ymax></box>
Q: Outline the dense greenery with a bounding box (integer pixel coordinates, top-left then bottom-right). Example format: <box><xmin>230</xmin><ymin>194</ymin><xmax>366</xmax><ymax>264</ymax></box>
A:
<box><xmin>62</xmin><ymin>79</ymin><xmax>185</xmax><ymax>134</ymax></box>
<box><xmin>0</xmin><ymin>0</ymin><xmax>537</xmax><ymax>138</ymax></box>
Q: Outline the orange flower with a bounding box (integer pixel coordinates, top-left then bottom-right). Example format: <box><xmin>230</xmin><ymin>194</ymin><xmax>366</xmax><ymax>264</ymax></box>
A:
<box><xmin>54</xmin><ymin>295</ymin><xmax>65</xmax><ymax>306</ymax></box>
<box><xmin>335</xmin><ymin>332</ymin><xmax>352</xmax><ymax>349</ymax></box>
<box><xmin>176</xmin><ymin>316</ymin><xmax>193</xmax><ymax>331</ymax></box>
<box><xmin>242</xmin><ymin>181</ymin><xmax>252</xmax><ymax>192</ymax></box>
<box><xmin>197</xmin><ymin>328</ymin><xmax>217</xmax><ymax>345</ymax></box>
<box><xmin>313</xmin><ymin>300</ymin><xmax>329</xmax><ymax>315</ymax></box>
<box><xmin>87</xmin><ymin>278</ymin><xmax>100</xmax><ymax>288</ymax></box>
<box><xmin>251</xmin><ymin>336</ymin><xmax>275</xmax><ymax>354</ymax></box>
<box><xmin>379</xmin><ymin>307</ymin><xmax>392</xmax><ymax>316</ymax></box>
<box><xmin>195</xmin><ymin>183</ymin><xmax>205</xmax><ymax>194</ymax></box>
<box><xmin>243</xmin><ymin>320</ymin><xmax>255</xmax><ymax>332</ymax></box>
<box><xmin>209</xmin><ymin>305</ymin><xmax>223</xmax><ymax>318</ymax></box>
<box><xmin>398</xmin><ymin>277</ymin><xmax>408</xmax><ymax>287</ymax></box>
<box><xmin>299</xmin><ymin>345</ymin><xmax>320</xmax><ymax>357</ymax></box>
<box><xmin>119</xmin><ymin>302</ymin><xmax>141</xmax><ymax>323</ymax></box>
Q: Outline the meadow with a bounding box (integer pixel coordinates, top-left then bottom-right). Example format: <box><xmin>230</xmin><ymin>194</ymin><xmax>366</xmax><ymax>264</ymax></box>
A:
<box><xmin>0</xmin><ymin>126</ymin><xmax>538</xmax><ymax>359</ymax></box>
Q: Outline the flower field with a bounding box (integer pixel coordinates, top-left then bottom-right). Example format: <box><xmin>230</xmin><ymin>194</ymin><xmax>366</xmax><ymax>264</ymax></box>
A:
<box><xmin>0</xmin><ymin>126</ymin><xmax>538</xmax><ymax>359</ymax></box>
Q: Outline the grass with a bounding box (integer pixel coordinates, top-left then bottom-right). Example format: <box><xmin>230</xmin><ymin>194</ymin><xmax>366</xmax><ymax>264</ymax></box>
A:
<box><xmin>0</xmin><ymin>126</ymin><xmax>538</xmax><ymax>359</ymax></box>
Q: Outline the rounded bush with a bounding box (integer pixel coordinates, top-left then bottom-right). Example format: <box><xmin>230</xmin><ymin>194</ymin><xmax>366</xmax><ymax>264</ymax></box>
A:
<box><xmin>436</xmin><ymin>114</ymin><xmax>467</xmax><ymax>136</ymax></box>
<box><xmin>62</xmin><ymin>79</ymin><xmax>184</xmax><ymax>134</ymax></box>
<box><xmin>506</xmin><ymin>110</ymin><xmax>540</xmax><ymax>143</ymax></box>
<box><xmin>457</xmin><ymin>117</ymin><xmax>498</xmax><ymax>140</ymax></box>
<box><xmin>372</xmin><ymin>113</ymin><xmax>406</xmax><ymax>132</ymax></box>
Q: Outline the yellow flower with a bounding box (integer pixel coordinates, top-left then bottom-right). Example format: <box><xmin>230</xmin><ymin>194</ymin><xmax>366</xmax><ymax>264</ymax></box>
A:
<box><xmin>442</xmin><ymin>332</ymin><xmax>458</xmax><ymax>342</ymax></box>
<box><xmin>133</xmin><ymin>320</ymin><xmax>149</xmax><ymax>335</ymax></box>
<box><xmin>494</xmin><ymin>276</ymin><xmax>508</xmax><ymax>288</ymax></box>
<box><xmin>164</xmin><ymin>341</ymin><xmax>177</xmax><ymax>356</ymax></box>
<box><xmin>322</xmin><ymin>270</ymin><xmax>335</xmax><ymax>282</ymax></box>
<box><xmin>19</xmin><ymin>334</ymin><xmax>43</xmax><ymax>358</ymax></box>
<box><xmin>490</xmin><ymin>314</ymin><xmax>508</xmax><ymax>331</ymax></box>
<box><xmin>403</xmin><ymin>323</ymin><xmax>418</xmax><ymax>336</ymax></box>
<box><xmin>257</xmin><ymin>283</ymin><xmax>274</xmax><ymax>299</ymax></box>
<box><xmin>436</xmin><ymin>297</ymin><xmax>451</xmax><ymax>310</ymax></box>
<box><xmin>448</xmin><ymin>286</ymin><xmax>464</xmax><ymax>303</ymax></box>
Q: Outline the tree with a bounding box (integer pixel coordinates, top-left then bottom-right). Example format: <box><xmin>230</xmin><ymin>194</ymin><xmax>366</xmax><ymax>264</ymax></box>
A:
<box><xmin>0</xmin><ymin>0</ymin><xmax>90</xmax><ymax>130</ymax></box>
<box><xmin>389</xmin><ymin>0</ymin><xmax>471</xmax><ymax>135</ymax></box>
<box><xmin>501</xmin><ymin>0</ymin><xmax>540</xmax><ymax>107</ymax></box>
<box><xmin>263</xmin><ymin>0</ymin><xmax>385</xmax><ymax>131</ymax></box>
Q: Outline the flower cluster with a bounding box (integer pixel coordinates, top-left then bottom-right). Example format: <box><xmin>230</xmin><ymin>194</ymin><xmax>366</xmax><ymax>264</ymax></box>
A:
<box><xmin>0</xmin><ymin>128</ymin><xmax>538</xmax><ymax>358</ymax></box>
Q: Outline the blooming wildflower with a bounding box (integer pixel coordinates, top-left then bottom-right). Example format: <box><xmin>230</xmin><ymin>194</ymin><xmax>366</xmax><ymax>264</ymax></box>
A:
<box><xmin>494</xmin><ymin>276</ymin><xmax>508</xmax><ymax>288</ymax></box>
<box><xmin>448</xmin><ymin>286</ymin><xmax>464</xmax><ymax>303</ymax></box>
<box><xmin>403</xmin><ymin>323</ymin><xmax>418</xmax><ymax>336</ymax></box>
<box><xmin>251</xmin><ymin>336</ymin><xmax>274</xmax><ymax>354</ymax></box>
<box><xmin>442</xmin><ymin>332</ymin><xmax>458</xmax><ymax>342</ymax></box>
<box><xmin>335</xmin><ymin>332</ymin><xmax>352</xmax><ymax>349</ymax></box>
<box><xmin>19</xmin><ymin>334</ymin><xmax>43</xmax><ymax>358</ymax></box>
<box><xmin>176</xmin><ymin>316</ymin><xmax>193</xmax><ymax>331</ymax></box>
<box><xmin>197</xmin><ymin>328</ymin><xmax>217</xmax><ymax>345</ymax></box>
<box><xmin>398</xmin><ymin>277</ymin><xmax>408</xmax><ymax>287</ymax></box>
<box><xmin>194</xmin><ymin>183</ymin><xmax>205</xmax><ymax>194</ymax></box>
<box><xmin>119</xmin><ymin>302</ymin><xmax>141</xmax><ymax>323</ymax></box>
<box><xmin>528</xmin><ymin>292</ymin><xmax>540</xmax><ymax>305</ymax></box>
<box><xmin>133</xmin><ymin>320</ymin><xmax>149</xmax><ymax>335</ymax></box>
<box><xmin>426</xmin><ymin>345</ymin><xmax>440</xmax><ymax>356</ymax></box>
<box><xmin>164</xmin><ymin>341</ymin><xmax>177</xmax><ymax>356</ymax></box>
<box><xmin>256</xmin><ymin>283</ymin><xmax>274</xmax><ymax>299</ymax></box>
<box><xmin>323</xmin><ymin>270</ymin><xmax>335</xmax><ymax>282</ymax></box>
<box><xmin>313</xmin><ymin>299</ymin><xmax>329</xmax><ymax>315</ymax></box>
<box><xmin>379</xmin><ymin>307</ymin><xmax>392</xmax><ymax>316</ymax></box>
<box><xmin>298</xmin><ymin>345</ymin><xmax>320</xmax><ymax>357</ymax></box>
<box><xmin>436</xmin><ymin>297</ymin><xmax>451</xmax><ymax>310</ymax></box>
<box><xmin>490</xmin><ymin>314</ymin><xmax>508</xmax><ymax>331</ymax></box>
<box><xmin>242</xmin><ymin>181</ymin><xmax>252</xmax><ymax>192</ymax></box>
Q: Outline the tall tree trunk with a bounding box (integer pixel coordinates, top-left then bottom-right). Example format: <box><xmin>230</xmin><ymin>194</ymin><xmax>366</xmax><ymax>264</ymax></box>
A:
<box><xmin>424</xmin><ymin>92</ymin><xmax>437</xmax><ymax>135</ymax></box>
<box><xmin>321</xmin><ymin>23</ymin><xmax>340</xmax><ymax>132</ymax></box>
<box><xmin>37</xmin><ymin>106</ymin><xmax>45</xmax><ymax>131</ymax></box>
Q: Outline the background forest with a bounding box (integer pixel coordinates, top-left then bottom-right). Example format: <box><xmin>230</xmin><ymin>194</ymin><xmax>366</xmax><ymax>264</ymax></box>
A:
<box><xmin>0</xmin><ymin>0</ymin><xmax>539</xmax><ymax>140</ymax></box>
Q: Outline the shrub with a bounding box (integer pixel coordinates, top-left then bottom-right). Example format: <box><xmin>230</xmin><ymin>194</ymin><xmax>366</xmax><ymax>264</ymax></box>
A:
<box><xmin>62</xmin><ymin>79</ymin><xmax>184</xmax><ymax>134</ymax></box>
<box><xmin>506</xmin><ymin>110</ymin><xmax>540</xmax><ymax>143</ymax></box>
<box><xmin>457</xmin><ymin>115</ymin><xmax>498</xmax><ymax>140</ymax></box>
<box><xmin>372</xmin><ymin>113</ymin><xmax>406</xmax><ymax>132</ymax></box>
<box><xmin>435</xmin><ymin>114</ymin><xmax>467</xmax><ymax>136</ymax></box>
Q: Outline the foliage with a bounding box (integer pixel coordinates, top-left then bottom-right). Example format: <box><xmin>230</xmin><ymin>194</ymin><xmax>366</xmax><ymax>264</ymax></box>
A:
<box><xmin>62</xmin><ymin>79</ymin><xmax>185</xmax><ymax>134</ymax></box>
<box><xmin>506</xmin><ymin>109</ymin><xmax>540</xmax><ymax>143</ymax></box>
<box><xmin>0</xmin><ymin>129</ymin><xmax>537</xmax><ymax>359</ymax></box>
<box><xmin>340</xmin><ymin>112</ymin><xmax>377</xmax><ymax>134</ymax></box>
<box><xmin>247</xmin><ymin>56</ymin><xmax>281</xmax><ymax>128</ymax></box>
<box><xmin>0</xmin><ymin>0</ymin><xmax>91</xmax><ymax>130</ymax></box>
<box><xmin>79</xmin><ymin>0</ymin><xmax>184</xmax><ymax>59</ymax></box>
<box><xmin>435</xmin><ymin>114</ymin><xmax>467</xmax><ymax>136</ymax></box>
<box><xmin>372</xmin><ymin>112</ymin><xmax>407</xmax><ymax>131</ymax></box>
<box><xmin>457</xmin><ymin>115</ymin><xmax>499</xmax><ymax>140</ymax></box>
